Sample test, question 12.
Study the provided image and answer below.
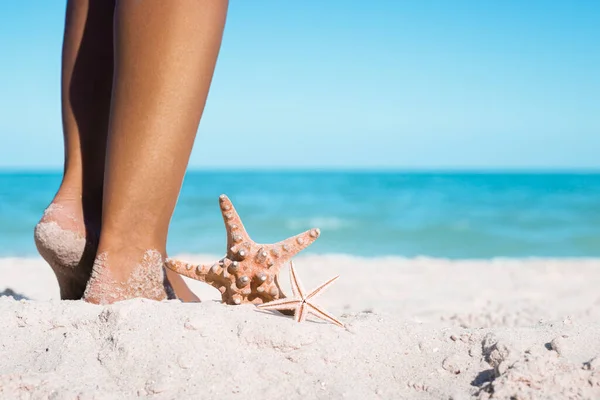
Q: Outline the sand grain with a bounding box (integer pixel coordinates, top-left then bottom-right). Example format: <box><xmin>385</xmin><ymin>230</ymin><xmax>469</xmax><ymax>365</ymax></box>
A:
<box><xmin>1</xmin><ymin>255</ymin><xmax>599</xmax><ymax>399</ymax></box>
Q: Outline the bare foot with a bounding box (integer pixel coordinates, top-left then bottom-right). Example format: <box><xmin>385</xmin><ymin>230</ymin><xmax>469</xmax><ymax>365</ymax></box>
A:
<box><xmin>34</xmin><ymin>192</ymin><xmax>98</xmax><ymax>300</ymax></box>
<box><xmin>166</xmin><ymin>269</ymin><xmax>200</xmax><ymax>302</ymax></box>
<box><xmin>35</xmin><ymin>191</ymin><xmax>199</xmax><ymax>302</ymax></box>
<box><xmin>83</xmin><ymin>249</ymin><xmax>177</xmax><ymax>304</ymax></box>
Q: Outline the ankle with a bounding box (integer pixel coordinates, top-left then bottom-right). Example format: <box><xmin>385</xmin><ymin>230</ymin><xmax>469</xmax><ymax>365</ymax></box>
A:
<box><xmin>84</xmin><ymin>248</ymin><xmax>174</xmax><ymax>304</ymax></box>
<box><xmin>47</xmin><ymin>185</ymin><xmax>83</xmax><ymax>219</ymax></box>
<box><xmin>97</xmin><ymin>225</ymin><xmax>166</xmax><ymax>261</ymax></box>
<box><xmin>39</xmin><ymin>196</ymin><xmax>84</xmax><ymax>235</ymax></box>
<box><xmin>92</xmin><ymin>244</ymin><xmax>165</xmax><ymax>280</ymax></box>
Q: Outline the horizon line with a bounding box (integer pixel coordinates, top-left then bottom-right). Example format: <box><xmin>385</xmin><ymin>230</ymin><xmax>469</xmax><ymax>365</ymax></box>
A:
<box><xmin>2</xmin><ymin>166</ymin><xmax>600</xmax><ymax>174</ymax></box>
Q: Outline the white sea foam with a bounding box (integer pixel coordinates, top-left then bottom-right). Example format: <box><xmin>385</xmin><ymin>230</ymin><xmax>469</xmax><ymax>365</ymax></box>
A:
<box><xmin>285</xmin><ymin>217</ymin><xmax>351</xmax><ymax>231</ymax></box>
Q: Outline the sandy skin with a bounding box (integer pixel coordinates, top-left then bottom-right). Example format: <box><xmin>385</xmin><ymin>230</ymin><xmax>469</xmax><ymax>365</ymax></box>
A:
<box><xmin>34</xmin><ymin>200</ymin><xmax>199</xmax><ymax>303</ymax></box>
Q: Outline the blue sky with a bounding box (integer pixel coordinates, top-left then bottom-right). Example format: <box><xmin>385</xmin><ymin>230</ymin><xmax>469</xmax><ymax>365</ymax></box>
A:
<box><xmin>0</xmin><ymin>1</ymin><xmax>598</xmax><ymax>170</ymax></box>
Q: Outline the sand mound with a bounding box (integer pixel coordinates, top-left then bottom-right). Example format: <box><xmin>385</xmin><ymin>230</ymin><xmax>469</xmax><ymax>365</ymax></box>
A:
<box><xmin>478</xmin><ymin>330</ymin><xmax>600</xmax><ymax>399</ymax></box>
<box><xmin>0</xmin><ymin>296</ymin><xmax>599</xmax><ymax>399</ymax></box>
<box><xmin>2</xmin><ymin>256</ymin><xmax>600</xmax><ymax>399</ymax></box>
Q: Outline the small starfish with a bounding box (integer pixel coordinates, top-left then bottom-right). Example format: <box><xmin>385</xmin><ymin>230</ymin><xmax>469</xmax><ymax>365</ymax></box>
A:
<box><xmin>165</xmin><ymin>195</ymin><xmax>321</xmax><ymax>305</ymax></box>
<box><xmin>257</xmin><ymin>262</ymin><xmax>344</xmax><ymax>327</ymax></box>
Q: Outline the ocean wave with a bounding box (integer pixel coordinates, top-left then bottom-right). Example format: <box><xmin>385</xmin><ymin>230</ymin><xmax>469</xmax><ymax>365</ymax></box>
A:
<box><xmin>285</xmin><ymin>217</ymin><xmax>352</xmax><ymax>231</ymax></box>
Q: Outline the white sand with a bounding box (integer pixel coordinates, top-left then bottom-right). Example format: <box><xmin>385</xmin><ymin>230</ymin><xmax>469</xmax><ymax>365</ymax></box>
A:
<box><xmin>1</xmin><ymin>255</ymin><xmax>600</xmax><ymax>399</ymax></box>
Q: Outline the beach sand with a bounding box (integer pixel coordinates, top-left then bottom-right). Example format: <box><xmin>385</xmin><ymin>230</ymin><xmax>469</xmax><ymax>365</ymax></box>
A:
<box><xmin>1</xmin><ymin>255</ymin><xmax>599</xmax><ymax>399</ymax></box>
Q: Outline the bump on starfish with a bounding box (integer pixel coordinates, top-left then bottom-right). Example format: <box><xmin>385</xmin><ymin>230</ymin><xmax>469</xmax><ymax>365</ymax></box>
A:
<box><xmin>165</xmin><ymin>195</ymin><xmax>321</xmax><ymax>305</ymax></box>
<box><xmin>256</xmin><ymin>262</ymin><xmax>344</xmax><ymax>328</ymax></box>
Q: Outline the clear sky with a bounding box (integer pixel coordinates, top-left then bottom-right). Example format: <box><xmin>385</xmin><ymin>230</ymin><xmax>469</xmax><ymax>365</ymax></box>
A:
<box><xmin>0</xmin><ymin>1</ymin><xmax>598</xmax><ymax>170</ymax></box>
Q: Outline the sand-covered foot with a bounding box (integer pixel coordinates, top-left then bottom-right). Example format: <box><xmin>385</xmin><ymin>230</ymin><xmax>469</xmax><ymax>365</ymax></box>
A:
<box><xmin>34</xmin><ymin>195</ymin><xmax>197</xmax><ymax>302</ymax></box>
<box><xmin>83</xmin><ymin>250</ymin><xmax>176</xmax><ymax>305</ymax></box>
<box><xmin>33</xmin><ymin>197</ymin><xmax>98</xmax><ymax>300</ymax></box>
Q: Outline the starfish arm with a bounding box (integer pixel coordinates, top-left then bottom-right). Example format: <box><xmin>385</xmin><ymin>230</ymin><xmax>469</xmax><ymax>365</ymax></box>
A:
<box><xmin>296</xmin><ymin>301</ymin><xmax>309</xmax><ymax>323</ymax></box>
<box><xmin>306</xmin><ymin>275</ymin><xmax>340</xmax><ymax>301</ymax></box>
<box><xmin>269</xmin><ymin>228</ymin><xmax>321</xmax><ymax>265</ymax></box>
<box><xmin>165</xmin><ymin>258</ymin><xmax>210</xmax><ymax>282</ymax></box>
<box><xmin>165</xmin><ymin>195</ymin><xmax>324</xmax><ymax>306</ymax></box>
<box><xmin>289</xmin><ymin>262</ymin><xmax>306</xmax><ymax>299</ymax></box>
<box><xmin>218</xmin><ymin>195</ymin><xmax>250</xmax><ymax>250</ymax></box>
<box><xmin>256</xmin><ymin>297</ymin><xmax>302</xmax><ymax>311</ymax></box>
<box><xmin>307</xmin><ymin>302</ymin><xmax>345</xmax><ymax>328</ymax></box>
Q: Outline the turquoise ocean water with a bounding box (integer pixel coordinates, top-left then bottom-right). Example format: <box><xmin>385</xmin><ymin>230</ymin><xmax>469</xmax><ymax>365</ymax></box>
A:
<box><xmin>1</xmin><ymin>171</ymin><xmax>599</xmax><ymax>258</ymax></box>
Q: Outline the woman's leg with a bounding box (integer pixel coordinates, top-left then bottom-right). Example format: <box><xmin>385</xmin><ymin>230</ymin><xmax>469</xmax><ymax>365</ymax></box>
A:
<box><xmin>35</xmin><ymin>0</ymin><xmax>114</xmax><ymax>300</ymax></box>
<box><xmin>83</xmin><ymin>0</ymin><xmax>228</xmax><ymax>304</ymax></box>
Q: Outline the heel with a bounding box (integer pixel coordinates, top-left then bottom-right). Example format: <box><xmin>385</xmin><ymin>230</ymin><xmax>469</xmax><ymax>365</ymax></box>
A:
<box><xmin>34</xmin><ymin>221</ymin><xmax>94</xmax><ymax>300</ymax></box>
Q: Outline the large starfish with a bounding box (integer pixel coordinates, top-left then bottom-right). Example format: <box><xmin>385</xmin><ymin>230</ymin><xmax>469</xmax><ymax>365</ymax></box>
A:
<box><xmin>257</xmin><ymin>262</ymin><xmax>344</xmax><ymax>327</ymax></box>
<box><xmin>165</xmin><ymin>194</ymin><xmax>321</xmax><ymax>305</ymax></box>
